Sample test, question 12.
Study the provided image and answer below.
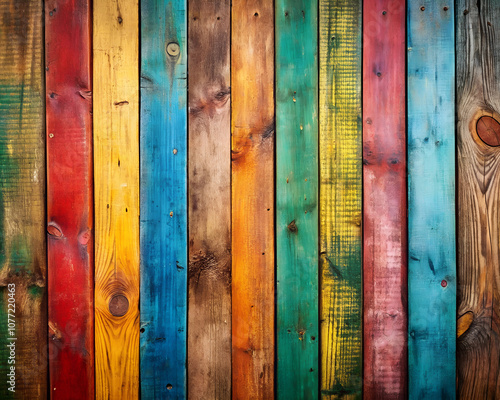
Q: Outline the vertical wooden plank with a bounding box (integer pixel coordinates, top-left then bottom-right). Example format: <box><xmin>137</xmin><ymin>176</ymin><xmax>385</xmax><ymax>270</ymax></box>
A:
<box><xmin>0</xmin><ymin>1</ymin><xmax>47</xmax><ymax>398</ymax></box>
<box><xmin>319</xmin><ymin>1</ymin><xmax>362</xmax><ymax>398</ymax></box>
<box><xmin>456</xmin><ymin>1</ymin><xmax>500</xmax><ymax>398</ymax></box>
<box><xmin>231</xmin><ymin>1</ymin><xmax>275</xmax><ymax>398</ymax></box>
<box><xmin>407</xmin><ymin>2</ymin><xmax>456</xmax><ymax>399</ymax></box>
<box><xmin>187</xmin><ymin>1</ymin><xmax>231</xmax><ymax>399</ymax></box>
<box><xmin>140</xmin><ymin>1</ymin><xmax>187</xmax><ymax>398</ymax></box>
<box><xmin>362</xmin><ymin>1</ymin><xmax>407</xmax><ymax>398</ymax></box>
<box><xmin>276</xmin><ymin>0</ymin><xmax>319</xmax><ymax>398</ymax></box>
<box><xmin>93</xmin><ymin>0</ymin><xmax>139</xmax><ymax>398</ymax></box>
<box><xmin>45</xmin><ymin>0</ymin><xmax>94</xmax><ymax>398</ymax></box>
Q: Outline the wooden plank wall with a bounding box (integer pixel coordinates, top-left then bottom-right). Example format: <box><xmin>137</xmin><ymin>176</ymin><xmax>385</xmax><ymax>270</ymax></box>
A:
<box><xmin>0</xmin><ymin>1</ymin><xmax>47</xmax><ymax>398</ymax></box>
<box><xmin>363</xmin><ymin>0</ymin><xmax>407</xmax><ymax>398</ymax></box>
<box><xmin>457</xmin><ymin>0</ymin><xmax>500</xmax><ymax>398</ymax></box>
<box><xmin>276</xmin><ymin>0</ymin><xmax>319</xmax><ymax>398</ymax></box>
<box><xmin>231</xmin><ymin>0</ymin><xmax>275</xmax><ymax>398</ymax></box>
<box><xmin>45</xmin><ymin>0</ymin><xmax>94</xmax><ymax>398</ymax></box>
<box><xmin>140</xmin><ymin>0</ymin><xmax>187</xmax><ymax>398</ymax></box>
<box><xmin>93</xmin><ymin>0</ymin><xmax>140</xmax><ymax>398</ymax></box>
<box><xmin>407</xmin><ymin>1</ymin><xmax>456</xmax><ymax>399</ymax></box>
<box><xmin>4</xmin><ymin>2</ymin><xmax>500</xmax><ymax>399</ymax></box>
<box><xmin>319</xmin><ymin>0</ymin><xmax>362</xmax><ymax>398</ymax></box>
<box><xmin>187</xmin><ymin>1</ymin><xmax>232</xmax><ymax>398</ymax></box>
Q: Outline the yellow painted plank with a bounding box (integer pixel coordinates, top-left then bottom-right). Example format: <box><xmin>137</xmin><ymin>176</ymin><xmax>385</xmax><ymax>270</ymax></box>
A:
<box><xmin>93</xmin><ymin>0</ymin><xmax>140</xmax><ymax>398</ymax></box>
<box><xmin>319</xmin><ymin>0</ymin><xmax>362</xmax><ymax>398</ymax></box>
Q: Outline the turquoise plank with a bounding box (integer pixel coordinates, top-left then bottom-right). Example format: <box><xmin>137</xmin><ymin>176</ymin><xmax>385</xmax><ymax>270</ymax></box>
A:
<box><xmin>140</xmin><ymin>1</ymin><xmax>187</xmax><ymax>398</ymax></box>
<box><xmin>407</xmin><ymin>2</ymin><xmax>456</xmax><ymax>399</ymax></box>
<box><xmin>276</xmin><ymin>0</ymin><xmax>319</xmax><ymax>398</ymax></box>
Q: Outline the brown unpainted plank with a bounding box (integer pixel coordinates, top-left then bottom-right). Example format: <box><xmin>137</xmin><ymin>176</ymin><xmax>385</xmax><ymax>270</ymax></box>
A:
<box><xmin>457</xmin><ymin>1</ymin><xmax>500</xmax><ymax>398</ymax></box>
<box><xmin>188</xmin><ymin>1</ymin><xmax>231</xmax><ymax>399</ymax></box>
<box><xmin>231</xmin><ymin>1</ymin><xmax>275</xmax><ymax>398</ymax></box>
<box><xmin>0</xmin><ymin>0</ymin><xmax>47</xmax><ymax>398</ymax></box>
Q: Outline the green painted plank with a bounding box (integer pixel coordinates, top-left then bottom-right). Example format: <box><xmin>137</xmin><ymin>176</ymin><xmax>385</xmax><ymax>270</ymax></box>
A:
<box><xmin>319</xmin><ymin>1</ymin><xmax>362</xmax><ymax>398</ymax></box>
<box><xmin>407</xmin><ymin>2</ymin><xmax>456</xmax><ymax>399</ymax></box>
<box><xmin>276</xmin><ymin>1</ymin><xmax>319</xmax><ymax>398</ymax></box>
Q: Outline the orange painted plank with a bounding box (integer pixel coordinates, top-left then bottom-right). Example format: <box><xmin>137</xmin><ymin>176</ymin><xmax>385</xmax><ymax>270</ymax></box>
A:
<box><xmin>231</xmin><ymin>0</ymin><xmax>274</xmax><ymax>398</ymax></box>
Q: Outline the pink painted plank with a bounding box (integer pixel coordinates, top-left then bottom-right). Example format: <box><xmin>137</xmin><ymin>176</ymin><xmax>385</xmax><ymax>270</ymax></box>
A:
<box><xmin>362</xmin><ymin>1</ymin><xmax>407</xmax><ymax>398</ymax></box>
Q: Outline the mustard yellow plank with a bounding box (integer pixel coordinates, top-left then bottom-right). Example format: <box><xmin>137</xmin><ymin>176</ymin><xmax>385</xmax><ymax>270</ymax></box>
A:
<box><xmin>93</xmin><ymin>1</ymin><xmax>139</xmax><ymax>398</ymax></box>
<box><xmin>319</xmin><ymin>0</ymin><xmax>362</xmax><ymax>398</ymax></box>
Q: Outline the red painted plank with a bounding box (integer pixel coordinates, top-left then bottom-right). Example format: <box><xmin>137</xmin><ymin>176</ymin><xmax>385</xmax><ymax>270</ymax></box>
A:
<box><xmin>45</xmin><ymin>0</ymin><xmax>94</xmax><ymax>398</ymax></box>
<box><xmin>362</xmin><ymin>1</ymin><xmax>407</xmax><ymax>398</ymax></box>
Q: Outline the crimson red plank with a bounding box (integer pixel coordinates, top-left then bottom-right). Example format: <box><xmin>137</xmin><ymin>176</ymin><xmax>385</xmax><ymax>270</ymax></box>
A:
<box><xmin>45</xmin><ymin>0</ymin><xmax>94</xmax><ymax>398</ymax></box>
<box><xmin>363</xmin><ymin>1</ymin><xmax>407</xmax><ymax>398</ymax></box>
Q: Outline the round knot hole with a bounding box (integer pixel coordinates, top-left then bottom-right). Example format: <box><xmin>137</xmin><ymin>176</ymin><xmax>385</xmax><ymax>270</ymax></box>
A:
<box><xmin>166</xmin><ymin>42</ymin><xmax>180</xmax><ymax>57</ymax></box>
<box><xmin>109</xmin><ymin>294</ymin><xmax>129</xmax><ymax>317</ymax></box>
<box><xmin>476</xmin><ymin>115</ymin><xmax>500</xmax><ymax>147</ymax></box>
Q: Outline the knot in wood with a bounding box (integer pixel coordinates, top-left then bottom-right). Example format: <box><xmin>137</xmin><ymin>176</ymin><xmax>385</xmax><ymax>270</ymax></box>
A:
<box><xmin>166</xmin><ymin>42</ymin><xmax>180</xmax><ymax>58</ymax></box>
<box><xmin>476</xmin><ymin>115</ymin><xmax>500</xmax><ymax>146</ymax></box>
<box><xmin>287</xmin><ymin>220</ymin><xmax>298</xmax><ymax>233</ymax></box>
<box><xmin>47</xmin><ymin>224</ymin><xmax>63</xmax><ymax>238</ymax></box>
<box><xmin>109</xmin><ymin>294</ymin><xmax>129</xmax><ymax>317</ymax></box>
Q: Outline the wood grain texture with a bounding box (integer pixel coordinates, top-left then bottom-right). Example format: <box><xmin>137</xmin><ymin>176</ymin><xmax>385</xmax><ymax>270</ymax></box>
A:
<box><xmin>231</xmin><ymin>1</ymin><xmax>274</xmax><ymax>399</ymax></box>
<box><xmin>187</xmin><ymin>1</ymin><xmax>231</xmax><ymax>398</ymax></box>
<box><xmin>456</xmin><ymin>1</ymin><xmax>500</xmax><ymax>398</ymax></box>
<box><xmin>140</xmin><ymin>1</ymin><xmax>187</xmax><ymax>398</ymax></box>
<box><xmin>93</xmin><ymin>0</ymin><xmax>140</xmax><ymax>398</ymax></box>
<box><xmin>0</xmin><ymin>1</ymin><xmax>47</xmax><ymax>398</ymax></box>
<box><xmin>276</xmin><ymin>0</ymin><xmax>319</xmax><ymax>398</ymax></box>
<box><xmin>45</xmin><ymin>0</ymin><xmax>94</xmax><ymax>398</ymax></box>
<box><xmin>319</xmin><ymin>1</ymin><xmax>362</xmax><ymax>399</ymax></box>
<box><xmin>407</xmin><ymin>2</ymin><xmax>456</xmax><ymax>399</ymax></box>
<box><xmin>362</xmin><ymin>1</ymin><xmax>407</xmax><ymax>398</ymax></box>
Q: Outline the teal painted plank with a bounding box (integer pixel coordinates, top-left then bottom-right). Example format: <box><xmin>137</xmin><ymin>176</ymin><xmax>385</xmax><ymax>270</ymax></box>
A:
<box><xmin>276</xmin><ymin>1</ymin><xmax>319</xmax><ymax>398</ymax></box>
<box><xmin>140</xmin><ymin>1</ymin><xmax>187</xmax><ymax>398</ymax></box>
<box><xmin>407</xmin><ymin>2</ymin><xmax>456</xmax><ymax>399</ymax></box>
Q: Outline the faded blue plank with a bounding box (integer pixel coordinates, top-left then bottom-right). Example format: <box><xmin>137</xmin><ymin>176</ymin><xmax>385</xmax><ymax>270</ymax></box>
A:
<box><xmin>407</xmin><ymin>2</ymin><xmax>456</xmax><ymax>399</ymax></box>
<box><xmin>276</xmin><ymin>1</ymin><xmax>319</xmax><ymax>399</ymax></box>
<box><xmin>140</xmin><ymin>1</ymin><xmax>187</xmax><ymax>398</ymax></box>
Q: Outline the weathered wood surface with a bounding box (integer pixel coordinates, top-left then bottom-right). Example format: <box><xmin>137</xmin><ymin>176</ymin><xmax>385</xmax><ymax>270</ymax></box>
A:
<box><xmin>45</xmin><ymin>0</ymin><xmax>94</xmax><ymax>398</ymax></box>
<box><xmin>231</xmin><ymin>1</ymin><xmax>274</xmax><ymax>399</ymax></box>
<box><xmin>0</xmin><ymin>1</ymin><xmax>47</xmax><ymax>398</ymax></box>
<box><xmin>140</xmin><ymin>1</ymin><xmax>187</xmax><ymax>398</ymax></box>
<box><xmin>188</xmin><ymin>1</ymin><xmax>231</xmax><ymax>398</ymax></box>
<box><xmin>93</xmin><ymin>0</ymin><xmax>140</xmax><ymax>398</ymax></box>
<box><xmin>363</xmin><ymin>0</ymin><xmax>407</xmax><ymax>398</ymax></box>
<box><xmin>407</xmin><ymin>2</ymin><xmax>456</xmax><ymax>399</ymax></box>
<box><xmin>276</xmin><ymin>0</ymin><xmax>319</xmax><ymax>398</ymax></box>
<box><xmin>457</xmin><ymin>1</ymin><xmax>500</xmax><ymax>398</ymax></box>
<box><xmin>319</xmin><ymin>1</ymin><xmax>362</xmax><ymax>398</ymax></box>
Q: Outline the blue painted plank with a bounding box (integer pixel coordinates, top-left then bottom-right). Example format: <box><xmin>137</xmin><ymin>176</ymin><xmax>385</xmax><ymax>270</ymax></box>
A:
<box><xmin>407</xmin><ymin>2</ymin><xmax>456</xmax><ymax>399</ymax></box>
<box><xmin>140</xmin><ymin>1</ymin><xmax>187</xmax><ymax>398</ymax></box>
<box><xmin>276</xmin><ymin>0</ymin><xmax>319</xmax><ymax>398</ymax></box>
